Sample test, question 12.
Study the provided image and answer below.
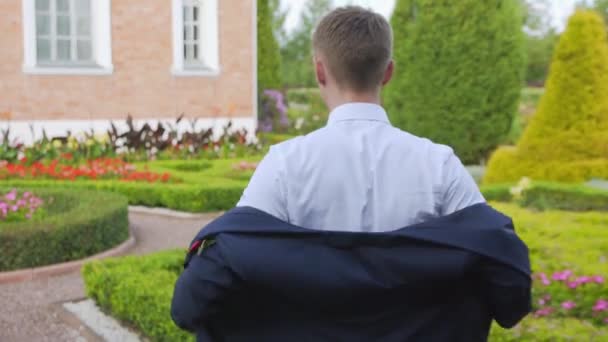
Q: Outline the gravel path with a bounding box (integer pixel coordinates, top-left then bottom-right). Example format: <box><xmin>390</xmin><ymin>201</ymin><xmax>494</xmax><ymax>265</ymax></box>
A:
<box><xmin>0</xmin><ymin>210</ymin><xmax>215</xmax><ymax>342</ymax></box>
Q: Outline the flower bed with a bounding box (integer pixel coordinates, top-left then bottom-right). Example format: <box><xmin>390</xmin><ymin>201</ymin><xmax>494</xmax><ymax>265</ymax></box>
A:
<box><xmin>0</xmin><ymin>188</ymin><xmax>129</xmax><ymax>271</ymax></box>
<box><xmin>0</xmin><ymin>157</ymin><xmax>171</xmax><ymax>183</ymax></box>
<box><xmin>83</xmin><ymin>203</ymin><xmax>608</xmax><ymax>341</ymax></box>
<box><xmin>0</xmin><ymin>189</ymin><xmax>45</xmax><ymax>222</ymax></box>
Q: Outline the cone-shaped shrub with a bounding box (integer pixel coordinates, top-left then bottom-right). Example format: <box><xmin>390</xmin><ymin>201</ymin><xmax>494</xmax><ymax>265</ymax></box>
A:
<box><xmin>484</xmin><ymin>10</ymin><xmax>608</xmax><ymax>184</ymax></box>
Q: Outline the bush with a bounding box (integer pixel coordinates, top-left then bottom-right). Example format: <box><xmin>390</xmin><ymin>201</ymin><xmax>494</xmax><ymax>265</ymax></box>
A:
<box><xmin>383</xmin><ymin>0</ymin><xmax>525</xmax><ymax>164</ymax></box>
<box><xmin>285</xmin><ymin>88</ymin><xmax>328</xmax><ymax>135</ymax></box>
<box><xmin>257</xmin><ymin>0</ymin><xmax>282</xmax><ymax>91</ymax></box>
<box><xmin>485</xmin><ymin>10</ymin><xmax>608</xmax><ymax>184</ymax></box>
<box><xmin>0</xmin><ymin>188</ymin><xmax>128</xmax><ymax>271</ymax></box>
<box><xmin>83</xmin><ymin>250</ymin><xmax>192</xmax><ymax>342</ymax></box>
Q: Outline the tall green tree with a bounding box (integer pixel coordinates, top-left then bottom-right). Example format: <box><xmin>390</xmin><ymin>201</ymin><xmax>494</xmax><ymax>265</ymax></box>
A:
<box><xmin>383</xmin><ymin>0</ymin><xmax>526</xmax><ymax>164</ymax></box>
<box><xmin>281</xmin><ymin>0</ymin><xmax>332</xmax><ymax>88</ymax></box>
<box><xmin>592</xmin><ymin>0</ymin><xmax>608</xmax><ymax>25</ymax></box>
<box><xmin>258</xmin><ymin>0</ymin><xmax>282</xmax><ymax>91</ymax></box>
<box><xmin>269</xmin><ymin>0</ymin><xmax>289</xmax><ymax>46</ymax></box>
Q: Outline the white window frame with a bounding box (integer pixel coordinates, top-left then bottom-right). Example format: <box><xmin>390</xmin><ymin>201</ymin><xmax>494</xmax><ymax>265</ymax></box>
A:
<box><xmin>171</xmin><ymin>0</ymin><xmax>220</xmax><ymax>77</ymax></box>
<box><xmin>22</xmin><ymin>0</ymin><xmax>113</xmax><ymax>75</ymax></box>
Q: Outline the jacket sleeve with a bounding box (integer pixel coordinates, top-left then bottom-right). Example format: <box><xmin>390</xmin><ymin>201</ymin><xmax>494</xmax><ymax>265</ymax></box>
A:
<box><xmin>481</xmin><ymin>258</ymin><xmax>532</xmax><ymax>328</ymax></box>
<box><xmin>171</xmin><ymin>239</ymin><xmax>239</xmax><ymax>333</ymax></box>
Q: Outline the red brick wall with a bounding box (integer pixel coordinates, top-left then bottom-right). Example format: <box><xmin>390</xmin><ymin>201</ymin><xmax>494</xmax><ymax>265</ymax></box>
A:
<box><xmin>0</xmin><ymin>0</ymin><xmax>255</xmax><ymax>122</ymax></box>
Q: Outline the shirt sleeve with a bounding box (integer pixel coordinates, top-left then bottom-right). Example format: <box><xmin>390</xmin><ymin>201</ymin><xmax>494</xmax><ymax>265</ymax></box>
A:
<box><xmin>440</xmin><ymin>152</ymin><xmax>485</xmax><ymax>215</ymax></box>
<box><xmin>236</xmin><ymin>146</ymin><xmax>289</xmax><ymax>221</ymax></box>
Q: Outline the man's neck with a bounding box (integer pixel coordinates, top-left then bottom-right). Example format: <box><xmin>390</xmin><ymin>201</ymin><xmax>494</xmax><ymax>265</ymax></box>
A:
<box><xmin>325</xmin><ymin>91</ymin><xmax>382</xmax><ymax>111</ymax></box>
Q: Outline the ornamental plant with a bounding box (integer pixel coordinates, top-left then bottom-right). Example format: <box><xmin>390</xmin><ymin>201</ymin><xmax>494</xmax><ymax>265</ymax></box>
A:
<box><xmin>533</xmin><ymin>270</ymin><xmax>608</xmax><ymax>325</ymax></box>
<box><xmin>0</xmin><ymin>157</ymin><xmax>171</xmax><ymax>183</ymax></box>
<box><xmin>0</xmin><ymin>189</ymin><xmax>45</xmax><ymax>222</ymax></box>
<box><xmin>258</xmin><ymin>89</ymin><xmax>290</xmax><ymax>133</ymax></box>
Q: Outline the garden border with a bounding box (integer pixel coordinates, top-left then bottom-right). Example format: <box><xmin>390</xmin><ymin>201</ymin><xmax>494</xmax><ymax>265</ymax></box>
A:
<box><xmin>0</xmin><ymin>228</ymin><xmax>135</xmax><ymax>285</ymax></box>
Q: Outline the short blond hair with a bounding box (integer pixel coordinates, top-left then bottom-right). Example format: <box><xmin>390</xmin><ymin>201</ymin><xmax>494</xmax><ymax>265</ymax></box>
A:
<box><xmin>312</xmin><ymin>6</ymin><xmax>393</xmax><ymax>92</ymax></box>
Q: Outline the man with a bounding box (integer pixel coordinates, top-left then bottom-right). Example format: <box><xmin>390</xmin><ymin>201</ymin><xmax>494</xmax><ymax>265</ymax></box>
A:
<box><xmin>172</xmin><ymin>6</ymin><xmax>531</xmax><ymax>341</ymax></box>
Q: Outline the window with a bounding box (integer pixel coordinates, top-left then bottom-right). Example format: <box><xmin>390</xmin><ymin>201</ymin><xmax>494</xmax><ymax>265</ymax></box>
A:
<box><xmin>35</xmin><ymin>0</ymin><xmax>93</xmax><ymax>65</ymax></box>
<box><xmin>172</xmin><ymin>0</ymin><xmax>219</xmax><ymax>76</ymax></box>
<box><xmin>22</xmin><ymin>0</ymin><xmax>113</xmax><ymax>75</ymax></box>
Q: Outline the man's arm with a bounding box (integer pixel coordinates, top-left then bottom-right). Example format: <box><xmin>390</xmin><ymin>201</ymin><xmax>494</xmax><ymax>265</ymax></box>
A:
<box><xmin>171</xmin><ymin>241</ymin><xmax>239</xmax><ymax>332</ymax></box>
<box><xmin>237</xmin><ymin>146</ymin><xmax>289</xmax><ymax>221</ymax></box>
<box><xmin>441</xmin><ymin>152</ymin><xmax>485</xmax><ymax>215</ymax></box>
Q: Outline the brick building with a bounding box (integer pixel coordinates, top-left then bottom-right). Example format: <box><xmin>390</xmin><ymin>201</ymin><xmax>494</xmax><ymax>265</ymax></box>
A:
<box><xmin>0</xmin><ymin>0</ymin><xmax>257</xmax><ymax>144</ymax></box>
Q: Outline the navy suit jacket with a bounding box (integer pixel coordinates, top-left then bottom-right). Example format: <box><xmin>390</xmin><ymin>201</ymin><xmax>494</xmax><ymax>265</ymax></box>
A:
<box><xmin>171</xmin><ymin>204</ymin><xmax>532</xmax><ymax>341</ymax></box>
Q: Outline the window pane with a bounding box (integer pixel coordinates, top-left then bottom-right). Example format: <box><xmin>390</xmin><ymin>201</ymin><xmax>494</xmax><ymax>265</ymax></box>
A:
<box><xmin>36</xmin><ymin>39</ymin><xmax>51</xmax><ymax>61</ymax></box>
<box><xmin>35</xmin><ymin>0</ymin><xmax>50</xmax><ymax>11</ymax></box>
<box><xmin>184</xmin><ymin>44</ymin><xmax>193</xmax><ymax>61</ymax></box>
<box><xmin>36</xmin><ymin>14</ymin><xmax>51</xmax><ymax>35</ymax></box>
<box><xmin>193</xmin><ymin>44</ymin><xmax>198</xmax><ymax>60</ymax></box>
<box><xmin>184</xmin><ymin>25</ymin><xmax>192</xmax><ymax>41</ymax></box>
<box><xmin>77</xmin><ymin>17</ymin><xmax>91</xmax><ymax>36</ymax></box>
<box><xmin>56</xmin><ymin>0</ymin><xmax>69</xmax><ymax>12</ymax></box>
<box><xmin>193</xmin><ymin>25</ymin><xmax>198</xmax><ymax>41</ymax></box>
<box><xmin>77</xmin><ymin>40</ymin><xmax>92</xmax><ymax>61</ymax></box>
<box><xmin>193</xmin><ymin>6</ymin><xmax>199</xmax><ymax>21</ymax></box>
<box><xmin>57</xmin><ymin>39</ymin><xmax>71</xmax><ymax>60</ymax></box>
<box><xmin>75</xmin><ymin>0</ymin><xmax>91</xmax><ymax>15</ymax></box>
<box><xmin>183</xmin><ymin>6</ymin><xmax>192</xmax><ymax>21</ymax></box>
<box><xmin>57</xmin><ymin>15</ymin><xmax>70</xmax><ymax>35</ymax></box>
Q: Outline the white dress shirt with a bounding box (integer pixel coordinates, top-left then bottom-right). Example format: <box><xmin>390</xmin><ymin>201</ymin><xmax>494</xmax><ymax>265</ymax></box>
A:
<box><xmin>238</xmin><ymin>103</ymin><xmax>485</xmax><ymax>232</ymax></box>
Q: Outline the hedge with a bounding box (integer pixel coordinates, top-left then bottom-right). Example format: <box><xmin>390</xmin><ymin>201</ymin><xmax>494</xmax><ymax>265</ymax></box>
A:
<box><xmin>383</xmin><ymin>0</ymin><xmax>525</xmax><ymax>164</ymax></box>
<box><xmin>0</xmin><ymin>188</ymin><xmax>128</xmax><ymax>271</ymax></box>
<box><xmin>83</xmin><ymin>250</ymin><xmax>193</xmax><ymax>342</ymax></box>
<box><xmin>1</xmin><ymin>159</ymin><xmax>253</xmax><ymax>213</ymax></box>
<box><xmin>485</xmin><ymin>10</ymin><xmax>608</xmax><ymax>184</ymax></box>
<box><xmin>83</xmin><ymin>202</ymin><xmax>608</xmax><ymax>341</ymax></box>
<box><xmin>479</xmin><ymin>182</ymin><xmax>608</xmax><ymax>212</ymax></box>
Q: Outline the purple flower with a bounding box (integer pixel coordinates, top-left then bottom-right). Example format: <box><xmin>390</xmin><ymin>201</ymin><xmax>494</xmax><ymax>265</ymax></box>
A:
<box><xmin>576</xmin><ymin>276</ymin><xmax>591</xmax><ymax>285</ymax></box>
<box><xmin>538</xmin><ymin>298</ymin><xmax>547</xmax><ymax>306</ymax></box>
<box><xmin>16</xmin><ymin>199</ymin><xmax>26</xmax><ymax>207</ymax></box>
<box><xmin>567</xmin><ymin>281</ymin><xmax>580</xmax><ymax>289</ymax></box>
<box><xmin>539</xmin><ymin>273</ymin><xmax>551</xmax><ymax>286</ymax></box>
<box><xmin>534</xmin><ymin>307</ymin><xmax>553</xmax><ymax>317</ymax></box>
<box><xmin>552</xmin><ymin>270</ymin><xmax>573</xmax><ymax>281</ymax></box>
<box><xmin>5</xmin><ymin>189</ymin><xmax>17</xmax><ymax>201</ymax></box>
<box><xmin>594</xmin><ymin>299</ymin><xmax>608</xmax><ymax>312</ymax></box>
<box><xmin>594</xmin><ymin>276</ymin><xmax>605</xmax><ymax>284</ymax></box>
<box><xmin>23</xmin><ymin>192</ymin><xmax>32</xmax><ymax>198</ymax></box>
<box><xmin>561</xmin><ymin>301</ymin><xmax>576</xmax><ymax>310</ymax></box>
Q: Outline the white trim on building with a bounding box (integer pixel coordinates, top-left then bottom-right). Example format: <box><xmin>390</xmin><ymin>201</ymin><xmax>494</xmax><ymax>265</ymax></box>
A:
<box><xmin>171</xmin><ymin>0</ymin><xmax>220</xmax><ymax>77</ymax></box>
<box><xmin>22</xmin><ymin>0</ymin><xmax>113</xmax><ymax>75</ymax></box>
<box><xmin>252</xmin><ymin>0</ymin><xmax>258</xmax><ymax>131</ymax></box>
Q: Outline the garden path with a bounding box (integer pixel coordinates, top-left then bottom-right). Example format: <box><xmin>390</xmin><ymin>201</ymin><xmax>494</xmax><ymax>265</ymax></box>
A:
<box><xmin>0</xmin><ymin>210</ymin><xmax>217</xmax><ymax>342</ymax></box>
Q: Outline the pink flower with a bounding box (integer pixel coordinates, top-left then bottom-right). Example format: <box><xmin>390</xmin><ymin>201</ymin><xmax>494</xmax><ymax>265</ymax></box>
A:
<box><xmin>561</xmin><ymin>301</ymin><xmax>576</xmax><ymax>310</ymax></box>
<box><xmin>4</xmin><ymin>189</ymin><xmax>17</xmax><ymax>201</ymax></box>
<box><xmin>10</xmin><ymin>205</ymin><xmax>18</xmax><ymax>212</ymax></box>
<box><xmin>567</xmin><ymin>281</ymin><xmax>580</xmax><ymax>289</ymax></box>
<box><xmin>576</xmin><ymin>276</ymin><xmax>592</xmax><ymax>285</ymax></box>
<box><xmin>552</xmin><ymin>270</ymin><xmax>573</xmax><ymax>281</ymax></box>
<box><xmin>539</xmin><ymin>273</ymin><xmax>551</xmax><ymax>286</ymax></box>
<box><xmin>16</xmin><ymin>199</ymin><xmax>26</xmax><ymax>207</ymax></box>
<box><xmin>594</xmin><ymin>276</ymin><xmax>605</xmax><ymax>284</ymax></box>
<box><xmin>23</xmin><ymin>191</ymin><xmax>31</xmax><ymax>198</ymax></box>
<box><xmin>538</xmin><ymin>298</ymin><xmax>547</xmax><ymax>306</ymax></box>
<box><xmin>593</xmin><ymin>299</ymin><xmax>608</xmax><ymax>312</ymax></box>
<box><xmin>534</xmin><ymin>307</ymin><xmax>553</xmax><ymax>317</ymax></box>
<box><xmin>25</xmin><ymin>213</ymin><xmax>32</xmax><ymax>219</ymax></box>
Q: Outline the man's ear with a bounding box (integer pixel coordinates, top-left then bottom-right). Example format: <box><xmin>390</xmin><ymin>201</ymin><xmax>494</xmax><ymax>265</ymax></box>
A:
<box><xmin>382</xmin><ymin>60</ymin><xmax>394</xmax><ymax>86</ymax></box>
<box><xmin>314</xmin><ymin>55</ymin><xmax>327</xmax><ymax>87</ymax></box>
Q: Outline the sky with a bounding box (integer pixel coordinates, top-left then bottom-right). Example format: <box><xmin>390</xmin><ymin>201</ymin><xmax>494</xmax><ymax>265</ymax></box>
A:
<box><xmin>281</xmin><ymin>0</ymin><xmax>580</xmax><ymax>34</ymax></box>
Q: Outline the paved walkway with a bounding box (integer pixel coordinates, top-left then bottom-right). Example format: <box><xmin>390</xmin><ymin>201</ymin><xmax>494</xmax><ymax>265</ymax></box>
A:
<box><xmin>0</xmin><ymin>210</ymin><xmax>216</xmax><ymax>342</ymax></box>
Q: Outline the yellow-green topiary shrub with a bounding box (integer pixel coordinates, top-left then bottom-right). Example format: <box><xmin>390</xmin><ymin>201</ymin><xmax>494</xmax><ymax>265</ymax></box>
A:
<box><xmin>484</xmin><ymin>10</ymin><xmax>608</xmax><ymax>184</ymax></box>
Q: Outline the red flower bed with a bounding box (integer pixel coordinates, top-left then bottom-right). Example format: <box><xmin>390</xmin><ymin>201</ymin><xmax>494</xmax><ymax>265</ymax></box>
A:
<box><xmin>0</xmin><ymin>157</ymin><xmax>171</xmax><ymax>183</ymax></box>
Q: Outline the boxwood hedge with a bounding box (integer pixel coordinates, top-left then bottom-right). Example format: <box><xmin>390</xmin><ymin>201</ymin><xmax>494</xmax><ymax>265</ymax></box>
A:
<box><xmin>0</xmin><ymin>188</ymin><xmax>129</xmax><ymax>271</ymax></box>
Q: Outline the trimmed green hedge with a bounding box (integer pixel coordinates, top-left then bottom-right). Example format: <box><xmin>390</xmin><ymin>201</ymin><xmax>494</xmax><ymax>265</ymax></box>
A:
<box><xmin>83</xmin><ymin>250</ymin><xmax>193</xmax><ymax>342</ymax></box>
<box><xmin>479</xmin><ymin>182</ymin><xmax>608</xmax><ymax>211</ymax></box>
<box><xmin>0</xmin><ymin>188</ymin><xmax>128</xmax><ymax>271</ymax></box>
<box><xmin>83</xmin><ymin>203</ymin><xmax>608</xmax><ymax>340</ymax></box>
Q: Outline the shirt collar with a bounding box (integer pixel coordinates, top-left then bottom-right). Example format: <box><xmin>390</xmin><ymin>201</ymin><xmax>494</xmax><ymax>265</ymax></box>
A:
<box><xmin>327</xmin><ymin>103</ymin><xmax>391</xmax><ymax>125</ymax></box>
